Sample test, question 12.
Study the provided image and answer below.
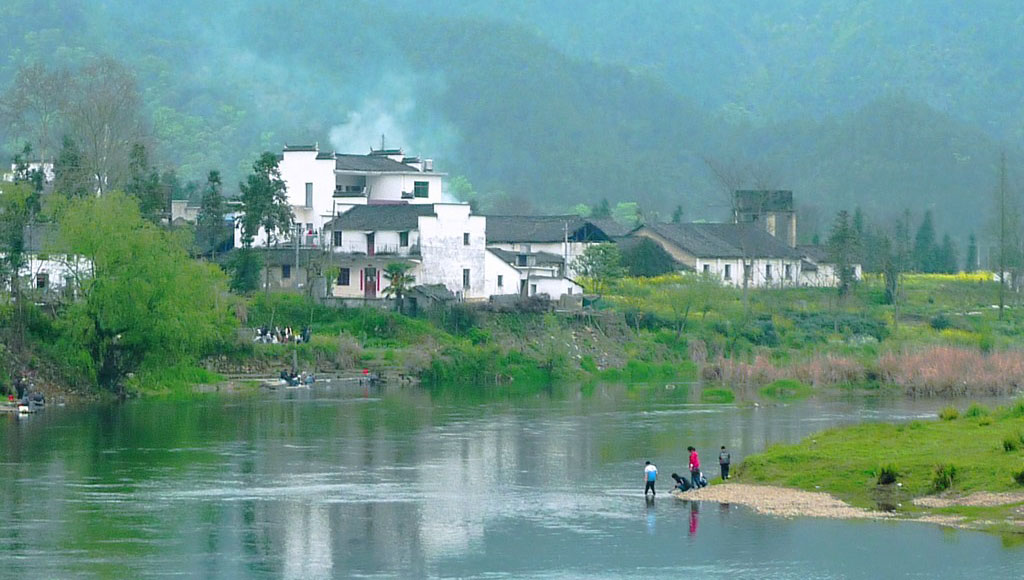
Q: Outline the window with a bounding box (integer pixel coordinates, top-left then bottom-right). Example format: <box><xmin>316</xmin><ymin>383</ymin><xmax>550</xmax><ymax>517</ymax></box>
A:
<box><xmin>517</xmin><ymin>254</ymin><xmax>528</xmax><ymax>266</ymax></box>
<box><xmin>337</xmin><ymin>268</ymin><xmax>350</xmax><ymax>286</ymax></box>
<box><xmin>400</xmin><ymin>231</ymin><xmax>409</xmax><ymax>247</ymax></box>
<box><xmin>765</xmin><ymin>264</ymin><xmax>773</xmax><ymax>280</ymax></box>
<box><xmin>462</xmin><ymin>268</ymin><xmax>470</xmax><ymax>290</ymax></box>
<box><xmin>724</xmin><ymin>264</ymin><xmax>732</xmax><ymax>280</ymax></box>
<box><xmin>35</xmin><ymin>272</ymin><xmax>48</xmax><ymax>289</ymax></box>
<box><xmin>282</xmin><ymin>265</ymin><xmax>291</xmax><ymax>279</ymax></box>
<box><xmin>497</xmin><ymin>275</ymin><xmax>504</xmax><ymax>288</ymax></box>
<box><xmin>702</xmin><ymin>264</ymin><xmax>710</xmax><ymax>275</ymax></box>
<box><xmin>414</xmin><ymin>181</ymin><xmax>429</xmax><ymax>198</ymax></box>
<box><xmin>530</xmin><ymin>284</ymin><xmax>537</xmax><ymax>296</ymax></box>
<box><xmin>332</xmin><ymin>230</ymin><xmax>343</xmax><ymax>247</ymax></box>
<box><xmin>744</xmin><ymin>264</ymin><xmax>751</xmax><ymax>281</ymax></box>
<box><xmin>463</xmin><ymin>232</ymin><xmax>470</xmax><ymax>246</ymax></box>
<box><xmin>305</xmin><ymin>183</ymin><xmax>313</xmax><ymax>207</ymax></box>
<box><xmin>785</xmin><ymin>264</ymin><xmax>793</xmax><ymax>280</ymax></box>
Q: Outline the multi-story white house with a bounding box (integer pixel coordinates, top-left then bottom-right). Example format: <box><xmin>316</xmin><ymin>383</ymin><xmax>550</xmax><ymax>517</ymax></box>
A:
<box><xmin>323</xmin><ymin>203</ymin><xmax>487</xmax><ymax>301</ymax></box>
<box><xmin>483</xmin><ymin>215</ymin><xmax>614</xmax><ymax>278</ymax></box>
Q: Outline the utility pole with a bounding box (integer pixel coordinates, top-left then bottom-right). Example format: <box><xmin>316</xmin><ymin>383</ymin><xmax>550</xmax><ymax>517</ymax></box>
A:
<box><xmin>998</xmin><ymin>152</ymin><xmax>1007</xmax><ymax>319</ymax></box>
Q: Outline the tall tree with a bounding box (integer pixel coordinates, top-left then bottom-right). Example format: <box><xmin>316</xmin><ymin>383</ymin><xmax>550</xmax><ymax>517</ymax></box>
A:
<box><xmin>55</xmin><ymin>191</ymin><xmax>232</xmax><ymax>392</ymax></box>
<box><xmin>239</xmin><ymin>152</ymin><xmax>293</xmax><ymax>294</ymax></box>
<box><xmin>0</xmin><ymin>63</ymin><xmax>70</xmax><ymax>163</ymax></box>
<box><xmin>965</xmin><ymin>233</ymin><xmax>978</xmax><ymax>273</ymax></box>
<box><xmin>126</xmin><ymin>143</ymin><xmax>167</xmax><ymax>224</ymax></box>
<box><xmin>0</xmin><ymin>182</ymin><xmax>34</xmax><ymax>346</ymax></box>
<box><xmin>938</xmin><ymin>234</ymin><xmax>959</xmax><ymax>274</ymax></box>
<box><xmin>827</xmin><ymin>210</ymin><xmax>859</xmax><ymax>297</ymax></box>
<box><xmin>591</xmin><ymin>198</ymin><xmax>612</xmax><ymax>219</ymax></box>
<box><xmin>52</xmin><ymin>136</ymin><xmax>93</xmax><ymax>198</ymax></box>
<box><xmin>196</xmin><ymin>170</ymin><xmax>227</xmax><ymax>259</ymax></box>
<box><xmin>66</xmin><ymin>58</ymin><xmax>145</xmax><ymax>194</ymax></box>
<box><xmin>913</xmin><ymin>210</ymin><xmax>938</xmax><ymax>272</ymax></box>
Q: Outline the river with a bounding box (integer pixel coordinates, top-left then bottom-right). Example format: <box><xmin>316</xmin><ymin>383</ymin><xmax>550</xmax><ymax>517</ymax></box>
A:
<box><xmin>2</xmin><ymin>382</ymin><xmax>1022</xmax><ymax>578</ymax></box>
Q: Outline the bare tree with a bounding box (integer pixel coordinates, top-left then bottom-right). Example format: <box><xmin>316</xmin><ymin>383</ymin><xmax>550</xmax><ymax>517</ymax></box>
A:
<box><xmin>65</xmin><ymin>58</ymin><xmax>145</xmax><ymax>194</ymax></box>
<box><xmin>0</xmin><ymin>63</ymin><xmax>71</xmax><ymax>163</ymax></box>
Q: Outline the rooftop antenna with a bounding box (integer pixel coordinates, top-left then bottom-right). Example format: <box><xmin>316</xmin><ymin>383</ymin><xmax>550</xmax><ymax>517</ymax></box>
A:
<box><xmin>381</xmin><ymin>134</ymin><xmax>386</xmax><ymax>150</ymax></box>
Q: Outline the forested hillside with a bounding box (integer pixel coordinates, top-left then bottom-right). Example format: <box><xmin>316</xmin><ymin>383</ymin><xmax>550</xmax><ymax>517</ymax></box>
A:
<box><xmin>0</xmin><ymin>0</ymin><xmax>1019</xmax><ymax>241</ymax></box>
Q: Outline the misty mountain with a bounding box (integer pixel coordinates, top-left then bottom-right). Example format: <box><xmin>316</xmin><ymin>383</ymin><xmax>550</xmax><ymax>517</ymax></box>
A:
<box><xmin>0</xmin><ymin>0</ymin><xmax>1018</xmax><ymax>241</ymax></box>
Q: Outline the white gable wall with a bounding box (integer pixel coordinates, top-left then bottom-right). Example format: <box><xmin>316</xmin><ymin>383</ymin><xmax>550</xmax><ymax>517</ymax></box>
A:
<box><xmin>417</xmin><ymin>204</ymin><xmax>487</xmax><ymax>300</ymax></box>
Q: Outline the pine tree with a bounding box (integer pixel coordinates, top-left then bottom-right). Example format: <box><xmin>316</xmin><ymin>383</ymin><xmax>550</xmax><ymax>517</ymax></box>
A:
<box><xmin>827</xmin><ymin>210</ymin><xmax>859</xmax><ymax>297</ymax></box>
<box><xmin>196</xmin><ymin>170</ymin><xmax>227</xmax><ymax>259</ymax></box>
<box><xmin>965</xmin><ymin>233</ymin><xmax>978</xmax><ymax>273</ymax></box>
<box><xmin>913</xmin><ymin>210</ymin><xmax>938</xmax><ymax>272</ymax></box>
<box><xmin>938</xmin><ymin>233</ymin><xmax>958</xmax><ymax>274</ymax></box>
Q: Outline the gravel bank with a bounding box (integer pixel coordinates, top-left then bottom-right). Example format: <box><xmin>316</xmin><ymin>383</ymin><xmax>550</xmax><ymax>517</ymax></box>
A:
<box><xmin>672</xmin><ymin>483</ymin><xmax>891</xmax><ymax>520</ymax></box>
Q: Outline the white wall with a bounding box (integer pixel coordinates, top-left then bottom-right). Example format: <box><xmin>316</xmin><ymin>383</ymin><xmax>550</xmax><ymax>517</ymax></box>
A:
<box><xmin>364</xmin><ymin>174</ymin><xmax>443</xmax><ymax>204</ymax></box>
<box><xmin>529</xmin><ymin>276</ymin><xmax>582</xmax><ymax>299</ymax></box>
<box><xmin>280</xmin><ymin>150</ymin><xmax>336</xmax><ymax>231</ymax></box>
<box><xmin>694</xmin><ymin>258</ymin><xmax>802</xmax><ymax>288</ymax></box>
<box><xmin>417</xmin><ymin>204</ymin><xmax>487</xmax><ymax>300</ymax></box>
<box><xmin>484</xmin><ymin>250</ymin><xmax>522</xmax><ymax>297</ymax></box>
<box><xmin>486</xmin><ymin>241</ymin><xmax>591</xmax><ymax>277</ymax></box>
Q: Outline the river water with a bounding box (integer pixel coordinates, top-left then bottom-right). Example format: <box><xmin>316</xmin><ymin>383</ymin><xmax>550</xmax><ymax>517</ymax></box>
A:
<box><xmin>2</xmin><ymin>383</ymin><xmax>1022</xmax><ymax>578</ymax></box>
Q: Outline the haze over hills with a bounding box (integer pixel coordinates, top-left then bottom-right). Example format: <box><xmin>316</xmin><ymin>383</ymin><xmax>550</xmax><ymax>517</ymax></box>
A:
<box><xmin>0</xmin><ymin>0</ymin><xmax>1020</xmax><ymax>241</ymax></box>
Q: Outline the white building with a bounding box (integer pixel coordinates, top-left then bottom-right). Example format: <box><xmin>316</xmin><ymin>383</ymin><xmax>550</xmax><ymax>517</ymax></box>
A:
<box><xmin>323</xmin><ymin>203</ymin><xmax>487</xmax><ymax>301</ymax></box>
<box><xmin>484</xmin><ymin>248</ymin><xmax>582</xmax><ymax>299</ymax></box>
<box><xmin>483</xmin><ymin>215</ymin><xmax>613</xmax><ymax>278</ymax></box>
<box><xmin>632</xmin><ymin>222</ymin><xmax>804</xmax><ymax>288</ymax></box>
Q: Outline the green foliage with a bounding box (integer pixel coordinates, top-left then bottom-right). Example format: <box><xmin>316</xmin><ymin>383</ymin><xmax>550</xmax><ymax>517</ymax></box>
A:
<box><xmin>877</xmin><ymin>464</ymin><xmax>899</xmax><ymax>485</ymax></box>
<box><xmin>54</xmin><ymin>192</ymin><xmax>234</xmax><ymax>391</ymax></box>
<box><xmin>238</xmin><ymin>152</ymin><xmax>292</xmax><ymax>247</ymax></box>
<box><xmin>938</xmin><ymin>406</ymin><xmax>959</xmax><ymax>421</ymax></box>
<box><xmin>932</xmin><ymin>464</ymin><xmax>958</xmax><ymax>492</ymax></box>
<box><xmin>759</xmin><ymin>379</ymin><xmax>811</xmax><ymax>401</ymax></box>
<box><xmin>1013</xmin><ymin>469</ymin><xmax>1024</xmax><ymax>486</ymax></box>
<box><xmin>964</xmin><ymin>403</ymin><xmax>990</xmax><ymax>418</ymax></box>
<box><xmin>382</xmin><ymin>262</ymin><xmax>415</xmax><ymax>313</ymax></box>
<box><xmin>226</xmin><ymin>248</ymin><xmax>263</xmax><ymax>294</ymax></box>
<box><xmin>1001</xmin><ymin>436</ymin><xmax>1018</xmax><ymax>452</ymax></box>
<box><xmin>572</xmin><ymin>243</ymin><xmax>625</xmax><ymax>296</ymax></box>
<box><xmin>619</xmin><ymin>238</ymin><xmax>678</xmax><ymax>277</ymax></box>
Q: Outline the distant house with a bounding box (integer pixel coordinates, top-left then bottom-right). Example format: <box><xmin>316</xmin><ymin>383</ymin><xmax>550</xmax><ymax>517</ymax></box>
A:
<box><xmin>631</xmin><ymin>222</ymin><xmax>803</xmax><ymax>287</ymax></box>
<box><xmin>484</xmin><ymin>247</ymin><xmax>582</xmax><ymax>299</ymax></box>
<box><xmin>9</xmin><ymin>223</ymin><xmax>87</xmax><ymax>302</ymax></box>
<box><xmin>733</xmin><ymin>190</ymin><xmax>798</xmax><ymax>248</ymax></box>
<box><xmin>484</xmin><ymin>215</ymin><xmax>614</xmax><ymax>278</ymax></box>
<box><xmin>797</xmin><ymin>244</ymin><xmax>863</xmax><ymax>287</ymax></box>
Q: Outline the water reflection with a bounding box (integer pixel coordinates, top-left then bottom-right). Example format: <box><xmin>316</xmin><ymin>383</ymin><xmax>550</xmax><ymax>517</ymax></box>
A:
<box><xmin>1</xmin><ymin>385</ymin><xmax>1021</xmax><ymax>578</ymax></box>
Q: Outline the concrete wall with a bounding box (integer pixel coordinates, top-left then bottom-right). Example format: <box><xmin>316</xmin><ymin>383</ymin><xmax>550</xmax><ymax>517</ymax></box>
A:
<box><xmin>694</xmin><ymin>257</ymin><xmax>802</xmax><ymax>288</ymax></box>
<box><xmin>417</xmin><ymin>204</ymin><xmax>487</xmax><ymax>300</ymax></box>
<box><xmin>484</xmin><ymin>250</ymin><xmax>522</xmax><ymax>297</ymax></box>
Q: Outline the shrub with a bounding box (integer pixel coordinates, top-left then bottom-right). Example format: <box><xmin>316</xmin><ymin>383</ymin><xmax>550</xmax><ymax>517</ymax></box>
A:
<box><xmin>963</xmin><ymin>403</ymin><xmax>990</xmax><ymax>418</ymax></box>
<box><xmin>1013</xmin><ymin>469</ymin><xmax>1024</xmax><ymax>486</ymax></box>
<box><xmin>580</xmin><ymin>356</ymin><xmax>598</xmax><ymax>373</ymax></box>
<box><xmin>932</xmin><ymin>464</ymin><xmax>958</xmax><ymax>492</ymax></box>
<box><xmin>929</xmin><ymin>314</ymin><xmax>952</xmax><ymax>330</ymax></box>
<box><xmin>938</xmin><ymin>406</ymin><xmax>959</xmax><ymax>421</ymax></box>
<box><xmin>759</xmin><ymin>379</ymin><xmax>812</xmax><ymax>401</ymax></box>
<box><xmin>1002</xmin><ymin>436</ymin><xmax>1019</xmax><ymax>452</ymax></box>
<box><xmin>877</xmin><ymin>464</ymin><xmax>899</xmax><ymax>485</ymax></box>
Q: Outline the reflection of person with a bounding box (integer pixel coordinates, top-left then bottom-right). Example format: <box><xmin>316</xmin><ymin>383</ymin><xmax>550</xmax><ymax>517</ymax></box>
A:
<box><xmin>719</xmin><ymin>446</ymin><xmax>731</xmax><ymax>480</ymax></box>
<box><xmin>688</xmin><ymin>501</ymin><xmax>699</xmax><ymax>536</ymax></box>
<box><xmin>688</xmin><ymin>446</ymin><xmax>701</xmax><ymax>488</ymax></box>
<box><xmin>644</xmin><ymin>461</ymin><xmax>658</xmax><ymax>496</ymax></box>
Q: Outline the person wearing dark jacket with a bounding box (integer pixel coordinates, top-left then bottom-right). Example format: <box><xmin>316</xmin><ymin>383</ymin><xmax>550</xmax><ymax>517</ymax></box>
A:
<box><xmin>671</xmin><ymin>472</ymin><xmax>691</xmax><ymax>492</ymax></box>
<box><xmin>719</xmin><ymin>446</ymin><xmax>731</xmax><ymax>480</ymax></box>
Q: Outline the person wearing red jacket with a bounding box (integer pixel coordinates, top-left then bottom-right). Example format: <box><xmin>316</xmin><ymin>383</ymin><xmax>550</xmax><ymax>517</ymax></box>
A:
<box><xmin>688</xmin><ymin>446</ymin><xmax>702</xmax><ymax>488</ymax></box>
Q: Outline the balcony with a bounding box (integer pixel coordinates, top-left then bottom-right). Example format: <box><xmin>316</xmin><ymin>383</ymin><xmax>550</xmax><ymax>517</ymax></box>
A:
<box><xmin>334</xmin><ymin>185</ymin><xmax>368</xmax><ymax>198</ymax></box>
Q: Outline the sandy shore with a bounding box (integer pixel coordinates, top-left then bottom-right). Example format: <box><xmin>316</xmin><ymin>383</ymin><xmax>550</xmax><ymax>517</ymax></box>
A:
<box><xmin>672</xmin><ymin>483</ymin><xmax>890</xmax><ymax>519</ymax></box>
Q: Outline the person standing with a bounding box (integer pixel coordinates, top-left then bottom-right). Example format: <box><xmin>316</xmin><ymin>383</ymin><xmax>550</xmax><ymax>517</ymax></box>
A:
<box><xmin>687</xmin><ymin>446</ymin><xmax>701</xmax><ymax>488</ymax></box>
<box><xmin>719</xmin><ymin>446</ymin><xmax>731</xmax><ymax>480</ymax></box>
<box><xmin>644</xmin><ymin>461</ymin><xmax>658</xmax><ymax>496</ymax></box>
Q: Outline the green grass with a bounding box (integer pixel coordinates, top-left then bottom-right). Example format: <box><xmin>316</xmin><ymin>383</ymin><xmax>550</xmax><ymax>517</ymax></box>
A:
<box><xmin>736</xmin><ymin>403</ymin><xmax>1024</xmax><ymax>531</ymax></box>
<box><xmin>701</xmin><ymin>387</ymin><xmax>735</xmax><ymax>404</ymax></box>
<box><xmin>759</xmin><ymin>379</ymin><xmax>812</xmax><ymax>401</ymax></box>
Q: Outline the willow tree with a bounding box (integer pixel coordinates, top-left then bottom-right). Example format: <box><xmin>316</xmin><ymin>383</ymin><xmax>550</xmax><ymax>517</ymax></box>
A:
<box><xmin>56</xmin><ymin>192</ymin><xmax>233</xmax><ymax>392</ymax></box>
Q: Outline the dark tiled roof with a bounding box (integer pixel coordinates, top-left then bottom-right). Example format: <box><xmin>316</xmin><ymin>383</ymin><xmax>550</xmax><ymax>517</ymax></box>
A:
<box><xmin>283</xmin><ymin>144</ymin><xmax>318</xmax><ymax>152</ymax></box>
<box><xmin>585</xmin><ymin>217</ymin><xmax>638</xmax><ymax>238</ymax></box>
<box><xmin>484</xmin><ymin>215</ymin><xmax>612</xmax><ymax>243</ymax></box>
<box><xmin>488</xmin><ymin>248</ymin><xmax>565</xmax><ymax>265</ymax></box>
<box><xmin>316</xmin><ymin>151</ymin><xmax>335</xmax><ymax>160</ymax></box>
<box><xmin>335</xmin><ymin>154</ymin><xmax>421</xmax><ymax>173</ymax></box>
<box><xmin>798</xmin><ymin>244</ymin><xmax>830</xmax><ymax>262</ymax></box>
<box><xmin>411</xmin><ymin>284</ymin><xmax>455</xmax><ymax>301</ymax></box>
<box><xmin>641</xmin><ymin>223</ymin><xmax>800</xmax><ymax>259</ymax></box>
<box><xmin>325</xmin><ymin>204</ymin><xmax>436</xmax><ymax>231</ymax></box>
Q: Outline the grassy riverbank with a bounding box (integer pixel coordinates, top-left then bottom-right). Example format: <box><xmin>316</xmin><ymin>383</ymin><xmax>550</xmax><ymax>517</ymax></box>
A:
<box><xmin>735</xmin><ymin>400</ymin><xmax>1024</xmax><ymax>533</ymax></box>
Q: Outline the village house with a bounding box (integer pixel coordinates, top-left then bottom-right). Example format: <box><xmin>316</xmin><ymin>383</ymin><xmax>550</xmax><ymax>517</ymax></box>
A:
<box><xmin>483</xmin><ymin>215</ymin><xmax>614</xmax><ymax>278</ymax></box>
<box><xmin>323</xmin><ymin>203</ymin><xmax>487</xmax><ymax>302</ymax></box>
<box><xmin>1</xmin><ymin>223</ymin><xmax>86</xmax><ymax>302</ymax></box>
<box><xmin>632</xmin><ymin>222</ymin><xmax>804</xmax><ymax>287</ymax></box>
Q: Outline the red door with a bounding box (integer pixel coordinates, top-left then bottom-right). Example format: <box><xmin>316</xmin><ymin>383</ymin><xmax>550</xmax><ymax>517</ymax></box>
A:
<box><xmin>364</xmin><ymin>267</ymin><xmax>377</xmax><ymax>298</ymax></box>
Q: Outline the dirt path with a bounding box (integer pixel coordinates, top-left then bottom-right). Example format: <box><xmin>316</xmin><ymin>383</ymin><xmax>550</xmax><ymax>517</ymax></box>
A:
<box><xmin>672</xmin><ymin>483</ymin><xmax>891</xmax><ymax>519</ymax></box>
